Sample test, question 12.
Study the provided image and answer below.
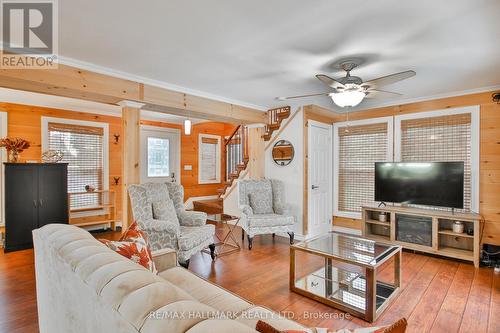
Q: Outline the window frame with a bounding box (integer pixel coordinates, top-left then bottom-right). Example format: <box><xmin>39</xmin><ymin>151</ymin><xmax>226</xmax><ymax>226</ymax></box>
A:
<box><xmin>333</xmin><ymin>116</ymin><xmax>394</xmax><ymax>219</ymax></box>
<box><xmin>41</xmin><ymin>116</ymin><xmax>110</xmax><ymax>197</ymax></box>
<box><xmin>198</xmin><ymin>133</ymin><xmax>221</xmax><ymax>184</ymax></box>
<box><xmin>394</xmin><ymin>106</ymin><xmax>480</xmax><ymax>213</ymax></box>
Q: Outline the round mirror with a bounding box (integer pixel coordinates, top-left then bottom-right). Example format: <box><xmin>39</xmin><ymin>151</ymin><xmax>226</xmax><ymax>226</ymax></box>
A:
<box><xmin>272</xmin><ymin>140</ymin><xmax>295</xmax><ymax>166</ymax></box>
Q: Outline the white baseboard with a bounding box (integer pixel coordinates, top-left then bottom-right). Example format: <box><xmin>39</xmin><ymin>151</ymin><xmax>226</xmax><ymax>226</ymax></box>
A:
<box><xmin>185</xmin><ymin>195</ymin><xmax>219</xmax><ymax>210</ymax></box>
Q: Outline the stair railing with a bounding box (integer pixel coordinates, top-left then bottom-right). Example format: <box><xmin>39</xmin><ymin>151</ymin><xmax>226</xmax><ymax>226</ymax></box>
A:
<box><xmin>224</xmin><ymin>125</ymin><xmax>249</xmax><ymax>182</ymax></box>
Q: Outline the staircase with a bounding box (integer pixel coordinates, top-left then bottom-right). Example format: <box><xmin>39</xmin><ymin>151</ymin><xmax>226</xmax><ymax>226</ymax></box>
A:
<box><xmin>261</xmin><ymin>106</ymin><xmax>291</xmax><ymax>141</ymax></box>
<box><xmin>192</xmin><ymin>106</ymin><xmax>291</xmax><ymax>212</ymax></box>
<box><xmin>218</xmin><ymin>124</ymin><xmax>249</xmax><ymax>198</ymax></box>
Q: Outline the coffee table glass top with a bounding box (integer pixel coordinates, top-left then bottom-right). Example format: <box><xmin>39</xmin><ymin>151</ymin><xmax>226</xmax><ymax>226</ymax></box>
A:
<box><xmin>293</xmin><ymin>232</ymin><xmax>397</xmax><ymax>266</ymax></box>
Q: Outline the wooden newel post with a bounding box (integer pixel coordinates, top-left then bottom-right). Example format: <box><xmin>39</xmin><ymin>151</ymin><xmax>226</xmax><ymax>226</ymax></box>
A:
<box><xmin>118</xmin><ymin>100</ymin><xmax>144</xmax><ymax>233</ymax></box>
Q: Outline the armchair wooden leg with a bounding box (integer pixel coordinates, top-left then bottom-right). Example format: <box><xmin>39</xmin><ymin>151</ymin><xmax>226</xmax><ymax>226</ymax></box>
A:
<box><xmin>179</xmin><ymin>259</ymin><xmax>190</xmax><ymax>269</ymax></box>
<box><xmin>247</xmin><ymin>235</ymin><xmax>253</xmax><ymax>250</ymax></box>
<box><xmin>242</xmin><ymin>229</ymin><xmax>245</xmax><ymax>241</ymax></box>
<box><xmin>287</xmin><ymin>232</ymin><xmax>294</xmax><ymax>245</ymax></box>
<box><xmin>209</xmin><ymin>243</ymin><xmax>216</xmax><ymax>261</ymax></box>
<box><xmin>272</xmin><ymin>233</ymin><xmax>275</xmax><ymax>239</ymax></box>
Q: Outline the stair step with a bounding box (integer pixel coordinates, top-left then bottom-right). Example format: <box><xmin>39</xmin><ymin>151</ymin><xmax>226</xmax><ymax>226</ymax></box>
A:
<box><xmin>268</xmin><ymin>123</ymin><xmax>280</xmax><ymax>130</ymax></box>
<box><xmin>277</xmin><ymin>110</ymin><xmax>291</xmax><ymax>120</ymax></box>
<box><xmin>262</xmin><ymin>133</ymin><xmax>272</xmax><ymax>141</ymax></box>
<box><xmin>236</xmin><ymin>163</ymin><xmax>246</xmax><ymax>170</ymax></box>
<box><xmin>229</xmin><ymin>172</ymin><xmax>239</xmax><ymax>179</ymax></box>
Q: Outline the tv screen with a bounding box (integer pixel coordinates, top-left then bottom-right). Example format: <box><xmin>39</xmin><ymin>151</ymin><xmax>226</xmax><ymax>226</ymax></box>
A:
<box><xmin>375</xmin><ymin>162</ymin><xmax>464</xmax><ymax>209</ymax></box>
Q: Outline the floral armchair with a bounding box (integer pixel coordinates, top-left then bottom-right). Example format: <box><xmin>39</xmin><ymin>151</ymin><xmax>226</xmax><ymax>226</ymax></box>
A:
<box><xmin>128</xmin><ymin>182</ymin><xmax>215</xmax><ymax>267</ymax></box>
<box><xmin>238</xmin><ymin>179</ymin><xmax>295</xmax><ymax>249</ymax></box>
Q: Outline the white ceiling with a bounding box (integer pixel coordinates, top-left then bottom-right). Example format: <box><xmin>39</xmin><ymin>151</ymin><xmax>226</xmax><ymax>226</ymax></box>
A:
<box><xmin>55</xmin><ymin>0</ymin><xmax>500</xmax><ymax>112</ymax></box>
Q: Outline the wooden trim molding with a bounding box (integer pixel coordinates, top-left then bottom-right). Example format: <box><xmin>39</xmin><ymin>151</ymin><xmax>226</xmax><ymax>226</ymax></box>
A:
<box><xmin>0</xmin><ymin>63</ymin><xmax>266</xmax><ymax>124</ymax></box>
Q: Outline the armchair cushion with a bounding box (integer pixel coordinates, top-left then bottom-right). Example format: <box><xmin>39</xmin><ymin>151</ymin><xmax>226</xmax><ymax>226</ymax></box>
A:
<box><xmin>178</xmin><ymin>225</ymin><xmax>215</xmax><ymax>251</ymax></box>
<box><xmin>138</xmin><ymin>219</ymin><xmax>180</xmax><ymax>252</ymax></box>
<box><xmin>247</xmin><ymin>214</ymin><xmax>295</xmax><ymax>228</ymax></box>
<box><xmin>178</xmin><ymin>210</ymin><xmax>207</xmax><ymax>227</ymax></box>
<box><xmin>249</xmin><ymin>191</ymin><xmax>274</xmax><ymax>214</ymax></box>
<box><xmin>152</xmin><ymin>199</ymin><xmax>179</xmax><ymax>226</ymax></box>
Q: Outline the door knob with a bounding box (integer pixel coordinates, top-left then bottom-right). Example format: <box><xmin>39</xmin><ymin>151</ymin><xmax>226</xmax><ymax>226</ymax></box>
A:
<box><xmin>311</xmin><ymin>185</ymin><xmax>320</xmax><ymax>189</ymax></box>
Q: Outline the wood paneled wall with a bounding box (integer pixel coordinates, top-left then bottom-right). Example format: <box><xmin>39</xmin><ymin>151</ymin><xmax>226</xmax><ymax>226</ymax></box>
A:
<box><xmin>181</xmin><ymin>122</ymin><xmax>237</xmax><ymax>200</ymax></box>
<box><xmin>0</xmin><ymin>102</ymin><xmax>236</xmax><ymax>222</ymax></box>
<box><xmin>307</xmin><ymin>91</ymin><xmax>500</xmax><ymax>246</ymax></box>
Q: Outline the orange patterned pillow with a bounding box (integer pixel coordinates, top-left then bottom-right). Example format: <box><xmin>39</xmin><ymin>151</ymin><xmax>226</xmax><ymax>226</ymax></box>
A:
<box><xmin>99</xmin><ymin>221</ymin><xmax>157</xmax><ymax>274</ymax></box>
<box><xmin>120</xmin><ymin>221</ymin><xmax>149</xmax><ymax>245</ymax></box>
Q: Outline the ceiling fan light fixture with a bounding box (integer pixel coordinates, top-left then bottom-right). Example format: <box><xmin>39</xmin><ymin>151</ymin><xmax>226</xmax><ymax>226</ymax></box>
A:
<box><xmin>330</xmin><ymin>90</ymin><xmax>365</xmax><ymax>108</ymax></box>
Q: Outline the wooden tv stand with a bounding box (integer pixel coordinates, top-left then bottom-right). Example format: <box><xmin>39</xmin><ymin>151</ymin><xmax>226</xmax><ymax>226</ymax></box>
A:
<box><xmin>361</xmin><ymin>205</ymin><xmax>482</xmax><ymax>267</ymax></box>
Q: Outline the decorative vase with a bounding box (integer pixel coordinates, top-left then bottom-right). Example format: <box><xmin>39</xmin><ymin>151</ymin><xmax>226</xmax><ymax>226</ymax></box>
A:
<box><xmin>8</xmin><ymin>149</ymin><xmax>19</xmax><ymax>163</ymax></box>
<box><xmin>452</xmin><ymin>221</ymin><xmax>464</xmax><ymax>234</ymax></box>
<box><xmin>378</xmin><ymin>212</ymin><xmax>388</xmax><ymax>222</ymax></box>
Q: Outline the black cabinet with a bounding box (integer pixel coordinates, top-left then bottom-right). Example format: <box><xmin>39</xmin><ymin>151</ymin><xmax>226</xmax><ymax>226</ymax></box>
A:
<box><xmin>5</xmin><ymin>163</ymin><xmax>68</xmax><ymax>252</ymax></box>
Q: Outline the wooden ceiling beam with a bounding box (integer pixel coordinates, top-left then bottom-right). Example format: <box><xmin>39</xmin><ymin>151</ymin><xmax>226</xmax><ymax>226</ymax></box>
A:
<box><xmin>0</xmin><ymin>63</ymin><xmax>266</xmax><ymax>124</ymax></box>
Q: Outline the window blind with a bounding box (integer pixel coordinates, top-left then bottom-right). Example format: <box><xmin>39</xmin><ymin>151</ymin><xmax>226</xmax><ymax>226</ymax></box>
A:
<box><xmin>48</xmin><ymin>122</ymin><xmax>104</xmax><ymax>209</ymax></box>
<box><xmin>338</xmin><ymin>123</ymin><xmax>389</xmax><ymax>213</ymax></box>
<box><xmin>200</xmin><ymin>138</ymin><xmax>219</xmax><ymax>182</ymax></box>
<box><xmin>400</xmin><ymin>113</ymin><xmax>471</xmax><ymax>211</ymax></box>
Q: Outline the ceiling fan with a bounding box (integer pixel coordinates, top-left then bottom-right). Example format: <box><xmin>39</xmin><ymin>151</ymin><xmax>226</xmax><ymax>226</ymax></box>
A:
<box><xmin>278</xmin><ymin>62</ymin><xmax>416</xmax><ymax>108</ymax></box>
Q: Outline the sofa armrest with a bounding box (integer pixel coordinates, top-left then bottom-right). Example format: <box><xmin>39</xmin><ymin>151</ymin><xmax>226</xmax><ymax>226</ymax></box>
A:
<box><xmin>152</xmin><ymin>248</ymin><xmax>178</xmax><ymax>272</ymax></box>
<box><xmin>240</xmin><ymin>204</ymin><xmax>254</xmax><ymax>217</ymax></box>
<box><xmin>178</xmin><ymin>211</ymin><xmax>207</xmax><ymax>227</ymax></box>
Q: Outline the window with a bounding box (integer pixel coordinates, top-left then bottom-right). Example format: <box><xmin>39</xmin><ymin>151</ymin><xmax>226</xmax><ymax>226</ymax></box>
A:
<box><xmin>395</xmin><ymin>107</ymin><xmax>479</xmax><ymax>212</ymax></box>
<box><xmin>147</xmin><ymin>137</ymin><xmax>170</xmax><ymax>177</ymax></box>
<box><xmin>334</xmin><ymin>117</ymin><xmax>393</xmax><ymax>219</ymax></box>
<box><xmin>43</xmin><ymin>117</ymin><xmax>108</xmax><ymax>210</ymax></box>
<box><xmin>198</xmin><ymin>134</ymin><xmax>221</xmax><ymax>184</ymax></box>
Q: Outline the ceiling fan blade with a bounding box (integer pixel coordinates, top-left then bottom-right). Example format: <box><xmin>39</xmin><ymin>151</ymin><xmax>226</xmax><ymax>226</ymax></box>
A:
<box><xmin>316</xmin><ymin>74</ymin><xmax>345</xmax><ymax>89</ymax></box>
<box><xmin>277</xmin><ymin>92</ymin><xmax>331</xmax><ymax>100</ymax></box>
<box><xmin>362</xmin><ymin>70</ymin><xmax>416</xmax><ymax>88</ymax></box>
<box><xmin>365</xmin><ymin>89</ymin><xmax>403</xmax><ymax>99</ymax></box>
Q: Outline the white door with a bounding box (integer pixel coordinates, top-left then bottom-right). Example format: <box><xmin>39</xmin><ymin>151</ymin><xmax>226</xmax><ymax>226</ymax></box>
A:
<box><xmin>140</xmin><ymin>125</ymin><xmax>180</xmax><ymax>184</ymax></box>
<box><xmin>308</xmin><ymin>120</ymin><xmax>332</xmax><ymax>238</ymax></box>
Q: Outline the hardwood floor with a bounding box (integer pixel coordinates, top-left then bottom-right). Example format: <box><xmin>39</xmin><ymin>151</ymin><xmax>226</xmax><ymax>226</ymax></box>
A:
<box><xmin>0</xmin><ymin>227</ymin><xmax>497</xmax><ymax>333</ymax></box>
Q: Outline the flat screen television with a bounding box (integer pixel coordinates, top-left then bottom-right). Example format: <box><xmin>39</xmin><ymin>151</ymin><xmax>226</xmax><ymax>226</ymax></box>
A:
<box><xmin>374</xmin><ymin>162</ymin><xmax>464</xmax><ymax>209</ymax></box>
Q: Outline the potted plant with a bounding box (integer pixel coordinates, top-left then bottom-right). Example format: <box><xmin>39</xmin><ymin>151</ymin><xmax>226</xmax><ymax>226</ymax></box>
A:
<box><xmin>0</xmin><ymin>137</ymin><xmax>31</xmax><ymax>163</ymax></box>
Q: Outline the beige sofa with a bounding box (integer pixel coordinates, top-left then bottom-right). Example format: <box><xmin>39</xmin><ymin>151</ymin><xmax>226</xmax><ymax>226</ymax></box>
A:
<box><xmin>33</xmin><ymin>224</ymin><xmax>311</xmax><ymax>333</ymax></box>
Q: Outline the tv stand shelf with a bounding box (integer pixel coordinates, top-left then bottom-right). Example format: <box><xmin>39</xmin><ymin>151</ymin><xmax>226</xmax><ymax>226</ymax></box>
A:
<box><xmin>362</xmin><ymin>205</ymin><xmax>482</xmax><ymax>267</ymax></box>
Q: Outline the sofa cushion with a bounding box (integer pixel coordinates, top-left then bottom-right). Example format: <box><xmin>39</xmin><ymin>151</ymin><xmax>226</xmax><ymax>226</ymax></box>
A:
<box><xmin>152</xmin><ymin>199</ymin><xmax>179</xmax><ymax>225</ymax></box>
<box><xmin>247</xmin><ymin>214</ymin><xmax>295</xmax><ymax>228</ymax></box>
<box><xmin>178</xmin><ymin>225</ymin><xmax>215</xmax><ymax>251</ymax></box>
<box><xmin>186</xmin><ymin>319</ymin><xmax>258</xmax><ymax>333</ymax></box>
<box><xmin>236</xmin><ymin>306</ymin><xmax>312</xmax><ymax>333</ymax></box>
<box><xmin>249</xmin><ymin>191</ymin><xmax>274</xmax><ymax>214</ymax></box>
<box><xmin>117</xmin><ymin>280</ymin><xmax>194</xmax><ymax>329</ymax></box>
<box><xmin>159</xmin><ymin>266</ymin><xmax>253</xmax><ymax>314</ymax></box>
<box><xmin>140</xmin><ymin>300</ymin><xmax>220</xmax><ymax>333</ymax></box>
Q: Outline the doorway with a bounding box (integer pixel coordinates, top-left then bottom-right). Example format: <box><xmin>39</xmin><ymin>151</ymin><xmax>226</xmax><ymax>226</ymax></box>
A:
<box><xmin>140</xmin><ymin>125</ymin><xmax>180</xmax><ymax>184</ymax></box>
<box><xmin>307</xmin><ymin>120</ymin><xmax>333</xmax><ymax>238</ymax></box>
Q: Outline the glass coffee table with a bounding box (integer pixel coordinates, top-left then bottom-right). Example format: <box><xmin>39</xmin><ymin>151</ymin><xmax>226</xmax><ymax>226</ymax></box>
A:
<box><xmin>290</xmin><ymin>232</ymin><xmax>401</xmax><ymax>322</ymax></box>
